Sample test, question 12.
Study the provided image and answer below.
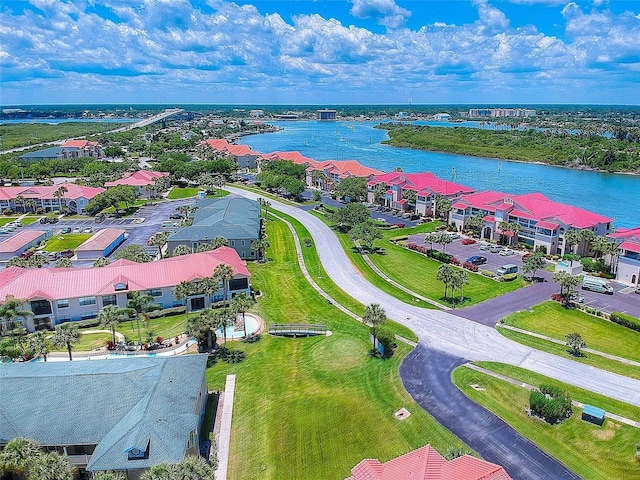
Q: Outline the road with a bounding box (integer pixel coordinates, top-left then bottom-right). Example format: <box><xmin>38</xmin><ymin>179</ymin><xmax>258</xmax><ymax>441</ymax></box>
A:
<box><xmin>226</xmin><ymin>186</ymin><xmax>640</xmax><ymax>408</ymax></box>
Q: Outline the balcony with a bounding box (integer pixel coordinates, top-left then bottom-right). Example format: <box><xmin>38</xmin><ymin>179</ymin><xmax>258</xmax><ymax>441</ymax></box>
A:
<box><xmin>67</xmin><ymin>454</ymin><xmax>92</xmax><ymax>467</ymax></box>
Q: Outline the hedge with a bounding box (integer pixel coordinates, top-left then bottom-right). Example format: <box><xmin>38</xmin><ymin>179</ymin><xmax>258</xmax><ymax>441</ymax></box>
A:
<box><xmin>529</xmin><ymin>384</ymin><xmax>573</xmax><ymax>424</ymax></box>
<box><xmin>501</xmin><ymin>273</ymin><xmax>518</xmax><ymax>282</ymax></box>
<box><xmin>147</xmin><ymin>306</ymin><xmax>187</xmax><ymax>319</ymax></box>
<box><xmin>609</xmin><ymin>311</ymin><xmax>640</xmax><ymax>333</ymax></box>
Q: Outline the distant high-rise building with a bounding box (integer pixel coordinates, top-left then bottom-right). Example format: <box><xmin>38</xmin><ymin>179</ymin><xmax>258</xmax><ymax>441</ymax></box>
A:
<box><xmin>317</xmin><ymin>109</ymin><xmax>337</xmax><ymax>121</ymax></box>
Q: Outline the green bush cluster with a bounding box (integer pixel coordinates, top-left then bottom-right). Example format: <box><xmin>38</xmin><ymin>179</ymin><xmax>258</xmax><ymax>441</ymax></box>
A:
<box><xmin>431</xmin><ymin>250</ymin><xmax>452</xmax><ymax>263</ymax></box>
<box><xmin>581</xmin><ymin>257</ymin><xmax>610</xmax><ymax>274</ymax></box>
<box><xmin>147</xmin><ymin>306</ymin><xmax>186</xmax><ymax>319</ymax></box>
<box><xmin>529</xmin><ymin>384</ymin><xmax>573</xmax><ymax>424</ymax></box>
<box><xmin>480</xmin><ymin>270</ymin><xmax>495</xmax><ymax>278</ymax></box>
<box><xmin>501</xmin><ymin>273</ymin><xmax>518</xmax><ymax>281</ymax></box>
<box><xmin>375</xmin><ymin>326</ymin><xmax>397</xmax><ymax>358</ymax></box>
<box><xmin>610</xmin><ymin>311</ymin><xmax>640</xmax><ymax>333</ymax></box>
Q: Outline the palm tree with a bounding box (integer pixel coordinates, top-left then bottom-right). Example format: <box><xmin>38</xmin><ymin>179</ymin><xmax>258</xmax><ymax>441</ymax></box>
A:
<box><xmin>435</xmin><ymin>195</ymin><xmax>452</xmax><ymax>220</ymax></box>
<box><xmin>98</xmin><ymin>305</ymin><xmax>126</xmax><ymax>345</ymax></box>
<box><xmin>579</xmin><ymin>229</ymin><xmax>596</xmax><ymax>255</ymax></box>
<box><xmin>437</xmin><ymin>264</ymin><xmax>455</xmax><ymax>299</ymax></box>
<box><xmin>0</xmin><ymin>437</ymin><xmax>43</xmax><ymax>477</ymax></box>
<box><xmin>564</xmin><ymin>228</ymin><xmax>581</xmax><ymax>255</ymax></box>
<box><xmin>55</xmin><ymin>186</ymin><xmax>68</xmax><ymax>212</ymax></box>
<box><xmin>436</xmin><ymin>231</ymin><xmax>452</xmax><ymax>253</ymax></box>
<box><xmin>186</xmin><ymin>309</ymin><xmax>215</xmax><ymax>351</ymax></box>
<box><xmin>174</xmin><ymin>281</ymin><xmax>194</xmax><ymax>318</ymax></box>
<box><xmin>28</xmin><ymin>330</ymin><xmax>51</xmax><ymax>362</ymax></box>
<box><xmin>451</xmin><ymin>269</ymin><xmax>469</xmax><ymax>304</ymax></box>
<box><xmin>211</xmin><ymin>236</ymin><xmax>229</xmax><ymax>249</ymax></box>
<box><xmin>508</xmin><ymin>222</ymin><xmax>521</xmax><ymax>247</ymax></box>
<box><xmin>213</xmin><ymin>263</ymin><xmax>234</xmax><ymax>308</ymax></box>
<box><xmin>150</xmin><ymin>231</ymin><xmax>169</xmax><ymax>258</ymax></box>
<box><xmin>231</xmin><ymin>292</ymin><xmax>254</xmax><ymax>337</ymax></box>
<box><xmin>53</xmin><ymin>323</ymin><xmax>80</xmax><ymax>361</ymax></box>
<box><xmin>214</xmin><ymin>307</ymin><xmax>235</xmax><ymax>348</ymax></box>
<box><xmin>140</xmin><ymin>456</ymin><xmax>215</xmax><ymax>480</ymax></box>
<box><xmin>251</xmin><ymin>237</ymin><xmax>270</xmax><ymax>260</ymax></box>
<box><xmin>14</xmin><ymin>194</ymin><xmax>25</xmax><ymax>213</ymax></box>
<box><xmin>30</xmin><ymin>451</ymin><xmax>76</xmax><ymax>480</ymax></box>
<box><xmin>126</xmin><ymin>291</ymin><xmax>156</xmax><ymax>345</ymax></box>
<box><xmin>93</xmin><ymin>471</ymin><xmax>126</xmax><ymax>480</ymax></box>
<box><xmin>93</xmin><ymin>257</ymin><xmax>111</xmax><ymax>267</ymax></box>
<box><xmin>25</xmin><ymin>198</ymin><xmax>38</xmax><ymax>213</ymax></box>
<box><xmin>54</xmin><ymin>258</ymin><xmax>73</xmax><ymax>268</ymax></box>
<box><xmin>27</xmin><ymin>254</ymin><xmax>49</xmax><ymax>269</ymax></box>
<box><xmin>173</xmin><ymin>244</ymin><xmax>192</xmax><ymax>256</ymax></box>
<box><xmin>0</xmin><ymin>297</ymin><xmax>32</xmax><ymax>339</ymax></box>
<box><xmin>363</xmin><ymin>303</ymin><xmax>386</xmax><ymax>350</ymax></box>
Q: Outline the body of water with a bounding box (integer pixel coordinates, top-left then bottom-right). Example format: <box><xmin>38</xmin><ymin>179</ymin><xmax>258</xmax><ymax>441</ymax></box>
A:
<box><xmin>239</xmin><ymin>121</ymin><xmax>639</xmax><ymax>229</ymax></box>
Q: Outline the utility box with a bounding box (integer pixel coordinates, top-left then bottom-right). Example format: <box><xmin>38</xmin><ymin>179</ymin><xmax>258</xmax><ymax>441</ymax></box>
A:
<box><xmin>581</xmin><ymin>405</ymin><xmax>605</xmax><ymax>426</ymax></box>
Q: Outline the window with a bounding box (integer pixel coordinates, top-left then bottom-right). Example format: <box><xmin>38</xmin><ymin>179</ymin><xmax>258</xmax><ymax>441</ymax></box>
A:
<box><xmin>114</xmin><ymin>282</ymin><xmax>127</xmax><ymax>291</ymax></box>
<box><xmin>30</xmin><ymin>300</ymin><xmax>52</xmax><ymax>316</ymax></box>
<box><xmin>230</xmin><ymin>240</ymin><xmax>235</xmax><ymax>247</ymax></box>
<box><xmin>79</xmin><ymin>297</ymin><xmax>96</xmax><ymax>306</ymax></box>
<box><xmin>57</xmin><ymin>315</ymin><xmax>71</xmax><ymax>324</ymax></box>
<box><xmin>187</xmin><ymin>429</ymin><xmax>197</xmax><ymax>449</ymax></box>
<box><xmin>57</xmin><ymin>299</ymin><xmax>70</xmax><ymax>309</ymax></box>
<box><xmin>241</xmin><ymin>240</ymin><xmax>245</xmax><ymax>246</ymax></box>
<box><xmin>146</xmin><ymin>289</ymin><xmax>162</xmax><ymax>297</ymax></box>
<box><xmin>102</xmin><ymin>295</ymin><xmax>117</xmax><ymax>306</ymax></box>
<box><xmin>81</xmin><ymin>312</ymin><xmax>98</xmax><ymax>320</ymax></box>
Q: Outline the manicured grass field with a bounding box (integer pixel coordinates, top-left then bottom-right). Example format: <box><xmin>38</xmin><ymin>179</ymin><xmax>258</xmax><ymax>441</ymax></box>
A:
<box><xmin>118</xmin><ymin>314</ymin><xmax>187</xmax><ymax>343</ymax></box>
<box><xmin>167</xmin><ymin>187</ymin><xmax>201</xmax><ymax>199</ymax></box>
<box><xmin>21</xmin><ymin>216</ymin><xmax>39</xmax><ymax>226</ymax></box>
<box><xmin>206</xmin><ymin>217</ymin><xmax>467</xmax><ymax>479</ymax></box>
<box><xmin>0</xmin><ymin>218</ymin><xmax>16</xmax><ymax>226</ymax></box>
<box><xmin>453</xmin><ymin>365</ymin><xmax>640</xmax><ymax>480</ymax></box>
<box><xmin>502</xmin><ymin>301</ymin><xmax>640</xmax><ymax>363</ymax></box>
<box><xmin>44</xmin><ymin>233</ymin><xmax>92</xmax><ymax>252</ymax></box>
<box><xmin>497</xmin><ymin>327</ymin><xmax>640</xmax><ymax>380</ymax></box>
<box><xmin>49</xmin><ymin>331</ymin><xmax>112</xmax><ymax>353</ymax></box>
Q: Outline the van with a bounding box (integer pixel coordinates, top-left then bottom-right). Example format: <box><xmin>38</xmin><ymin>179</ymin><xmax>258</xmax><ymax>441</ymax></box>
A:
<box><xmin>581</xmin><ymin>275</ymin><xmax>614</xmax><ymax>295</ymax></box>
<box><xmin>161</xmin><ymin>221</ymin><xmax>174</xmax><ymax>227</ymax></box>
<box><xmin>496</xmin><ymin>264</ymin><xmax>518</xmax><ymax>276</ymax></box>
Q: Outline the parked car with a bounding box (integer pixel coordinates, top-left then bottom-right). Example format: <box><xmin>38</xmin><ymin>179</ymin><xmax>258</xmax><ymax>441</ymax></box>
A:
<box><xmin>20</xmin><ymin>250</ymin><xmax>34</xmax><ymax>259</ymax></box>
<box><xmin>465</xmin><ymin>255</ymin><xmax>487</xmax><ymax>265</ymax></box>
<box><xmin>489</xmin><ymin>245</ymin><xmax>502</xmax><ymax>253</ymax></box>
<box><xmin>499</xmin><ymin>248</ymin><xmax>515</xmax><ymax>256</ymax></box>
<box><xmin>61</xmin><ymin>227</ymin><xmax>72</xmax><ymax>234</ymax></box>
<box><xmin>39</xmin><ymin>217</ymin><xmax>59</xmax><ymax>224</ymax></box>
<box><xmin>36</xmin><ymin>250</ymin><xmax>49</xmax><ymax>257</ymax></box>
<box><xmin>522</xmin><ymin>253</ymin><xmax>532</xmax><ymax>261</ymax></box>
<box><xmin>83</xmin><ymin>227</ymin><xmax>93</xmax><ymax>233</ymax></box>
<box><xmin>581</xmin><ymin>275</ymin><xmax>614</xmax><ymax>295</ymax></box>
<box><xmin>73</xmin><ymin>227</ymin><xmax>82</xmax><ymax>233</ymax></box>
<box><xmin>169</xmin><ymin>213</ymin><xmax>183</xmax><ymax>219</ymax></box>
<box><xmin>375</xmin><ymin>218</ymin><xmax>388</xmax><ymax>223</ymax></box>
<box><xmin>61</xmin><ymin>249</ymin><xmax>74</xmax><ymax>258</ymax></box>
<box><xmin>48</xmin><ymin>252</ymin><xmax>60</xmax><ymax>260</ymax></box>
<box><xmin>449</xmin><ymin>232</ymin><xmax>461</xmax><ymax>239</ymax></box>
<box><xmin>496</xmin><ymin>264</ymin><xmax>518</xmax><ymax>276</ymax></box>
<box><xmin>479</xmin><ymin>243</ymin><xmax>491</xmax><ymax>251</ymax></box>
<box><xmin>0</xmin><ymin>228</ymin><xmax>9</xmax><ymax>234</ymax></box>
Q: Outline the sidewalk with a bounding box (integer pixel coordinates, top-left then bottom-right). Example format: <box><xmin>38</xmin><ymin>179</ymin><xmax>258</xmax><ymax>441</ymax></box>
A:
<box><xmin>464</xmin><ymin>363</ymin><xmax>640</xmax><ymax>429</ymax></box>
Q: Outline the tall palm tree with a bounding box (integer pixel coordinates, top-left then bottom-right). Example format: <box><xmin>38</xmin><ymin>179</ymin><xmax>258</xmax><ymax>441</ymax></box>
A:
<box><xmin>28</xmin><ymin>330</ymin><xmax>51</xmax><ymax>362</ymax></box>
<box><xmin>25</xmin><ymin>198</ymin><xmax>38</xmax><ymax>213</ymax></box>
<box><xmin>0</xmin><ymin>297</ymin><xmax>32</xmax><ymax>339</ymax></box>
<box><xmin>437</xmin><ymin>264</ymin><xmax>455</xmax><ymax>299</ymax></box>
<box><xmin>508</xmin><ymin>222</ymin><xmax>521</xmax><ymax>247</ymax></box>
<box><xmin>174</xmin><ymin>281</ymin><xmax>194</xmax><ymax>318</ymax></box>
<box><xmin>214</xmin><ymin>308</ymin><xmax>235</xmax><ymax>348</ymax></box>
<box><xmin>211</xmin><ymin>236</ymin><xmax>229</xmax><ymax>249</ymax></box>
<box><xmin>231</xmin><ymin>292</ymin><xmax>254</xmax><ymax>338</ymax></box>
<box><xmin>363</xmin><ymin>303</ymin><xmax>386</xmax><ymax>350</ymax></box>
<box><xmin>0</xmin><ymin>437</ymin><xmax>43</xmax><ymax>477</ymax></box>
<box><xmin>30</xmin><ymin>451</ymin><xmax>76</xmax><ymax>480</ymax></box>
<box><xmin>93</xmin><ymin>256</ymin><xmax>111</xmax><ymax>267</ymax></box>
<box><xmin>98</xmin><ymin>305</ymin><xmax>126</xmax><ymax>345</ymax></box>
<box><xmin>251</xmin><ymin>237</ymin><xmax>270</xmax><ymax>260</ymax></box>
<box><xmin>126</xmin><ymin>291</ymin><xmax>157</xmax><ymax>345</ymax></box>
<box><xmin>564</xmin><ymin>228</ymin><xmax>581</xmax><ymax>255</ymax></box>
<box><xmin>213</xmin><ymin>263</ymin><xmax>234</xmax><ymax>308</ymax></box>
<box><xmin>579</xmin><ymin>229</ymin><xmax>596</xmax><ymax>255</ymax></box>
<box><xmin>53</xmin><ymin>323</ymin><xmax>80</xmax><ymax>361</ymax></box>
<box><xmin>173</xmin><ymin>244</ymin><xmax>192</xmax><ymax>256</ymax></box>
<box><xmin>14</xmin><ymin>194</ymin><xmax>25</xmax><ymax>213</ymax></box>
<box><xmin>452</xmin><ymin>269</ymin><xmax>469</xmax><ymax>303</ymax></box>
<box><xmin>150</xmin><ymin>231</ymin><xmax>169</xmax><ymax>258</ymax></box>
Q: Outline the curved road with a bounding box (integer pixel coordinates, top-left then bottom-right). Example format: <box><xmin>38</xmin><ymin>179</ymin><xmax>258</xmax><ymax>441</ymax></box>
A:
<box><xmin>228</xmin><ymin>186</ymin><xmax>640</xmax><ymax>408</ymax></box>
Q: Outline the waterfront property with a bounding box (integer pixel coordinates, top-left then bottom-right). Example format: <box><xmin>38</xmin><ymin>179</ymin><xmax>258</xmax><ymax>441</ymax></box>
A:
<box><xmin>609</xmin><ymin>226</ymin><xmax>640</xmax><ymax>287</ymax></box>
<box><xmin>0</xmin><ymin>230</ymin><xmax>51</xmax><ymax>261</ymax></box>
<box><xmin>167</xmin><ymin>195</ymin><xmax>261</xmax><ymax>259</ymax></box>
<box><xmin>18</xmin><ymin>139</ymin><xmax>103</xmax><ymax>162</ymax></box>
<box><xmin>0</xmin><ymin>247</ymin><xmax>251</xmax><ymax>331</ymax></box>
<box><xmin>75</xmin><ymin>228</ymin><xmax>126</xmax><ymax>260</ymax></box>
<box><xmin>450</xmin><ymin>191</ymin><xmax>613</xmax><ymax>255</ymax></box>
<box><xmin>317</xmin><ymin>109</ymin><xmax>337</xmax><ymax>121</ymax></box>
<box><xmin>347</xmin><ymin>444</ymin><xmax>512</xmax><ymax>480</ymax></box>
<box><xmin>199</xmin><ymin>138</ymin><xmax>260</xmax><ymax>169</ymax></box>
<box><xmin>0</xmin><ymin>183</ymin><xmax>105</xmax><ymax>214</ymax></box>
<box><xmin>0</xmin><ymin>355</ymin><xmax>209</xmax><ymax>479</ymax></box>
<box><xmin>104</xmin><ymin>170</ymin><xmax>170</xmax><ymax>199</ymax></box>
<box><xmin>367</xmin><ymin>171</ymin><xmax>475</xmax><ymax>216</ymax></box>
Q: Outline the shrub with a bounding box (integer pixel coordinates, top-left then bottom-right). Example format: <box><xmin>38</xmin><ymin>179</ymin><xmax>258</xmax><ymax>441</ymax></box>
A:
<box><xmin>3</xmin><ymin>209</ymin><xmax>13</xmax><ymax>215</ymax></box>
<box><xmin>74</xmin><ymin>318</ymin><xmax>101</xmax><ymax>329</ymax></box>
<box><xmin>450</xmin><ymin>257</ymin><xmax>461</xmax><ymax>266</ymax></box>
<box><xmin>610</xmin><ymin>311</ymin><xmax>640</xmax><ymax>333</ymax></box>
<box><xmin>375</xmin><ymin>326</ymin><xmax>397</xmax><ymax>358</ymax></box>
<box><xmin>224</xmin><ymin>350</ymin><xmax>246</xmax><ymax>364</ymax></box>
<box><xmin>156</xmin><ymin>336</ymin><xmax>163</xmax><ymax>344</ymax></box>
<box><xmin>463</xmin><ymin>262</ymin><xmax>479</xmax><ymax>272</ymax></box>
<box><xmin>146</xmin><ymin>306</ymin><xmax>186</xmax><ymax>318</ymax></box>
<box><xmin>529</xmin><ymin>384</ymin><xmax>572</xmax><ymax>424</ymax></box>
<box><xmin>389</xmin><ymin>235</ymin><xmax>409</xmax><ymax>243</ymax></box>
<box><xmin>431</xmin><ymin>250</ymin><xmax>452</xmax><ymax>264</ymax></box>
<box><xmin>35</xmin><ymin>207</ymin><xmax>44</xmax><ymax>214</ymax></box>
<box><xmin>481</xmin><ymin>270</ymin><xmax>495</xmax><ymax>278</ymax></box>
<box><xmin>551</xmin><ymin>293</ymin><xmax>566</xmax><ymax>303</ymax></box>
<box><xmin>303</xmin><ymin>237</ymin><xmax>312</xmax><ymax>247</ymax></box>
<box><xmin>501</xmin><ymin>273</ymin><xmax>518</xmax><ymax>281</ymax></box>
<box><xmin>106</xmin><ymin>340</ymin><xmax>115</xmax><ymax>350</ymax></box>
<box><xmin>242</xmin><ymin>334</ymin><xmax>261</xmax><ymax>344</ymax></box>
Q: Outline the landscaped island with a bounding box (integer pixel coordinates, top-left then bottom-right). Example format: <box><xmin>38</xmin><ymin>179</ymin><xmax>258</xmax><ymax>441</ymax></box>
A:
<box><xmin>377</xmin><ymin>123</ymin><xmax>640</xmax><ymax>173</ymax></box>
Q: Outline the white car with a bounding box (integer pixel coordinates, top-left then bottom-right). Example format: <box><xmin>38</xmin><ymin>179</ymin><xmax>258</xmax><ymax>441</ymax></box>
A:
<box><xmin>499</xmin><ymin>248</ymin><xmax>515</xmax><ymax>256</ymax></box>
<box><xmin>73</xmin><ymin>227</ymin><xmax>82</xmax><ymax>233</ymax></box>
<box><xmin>375</xmin><ymin>218</ymin><xmax>388</xmax><ymax>223</ymax></box>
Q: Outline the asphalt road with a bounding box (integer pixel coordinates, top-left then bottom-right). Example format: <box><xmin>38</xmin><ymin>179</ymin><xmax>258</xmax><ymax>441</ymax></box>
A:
<box><xmin>226</xmin><ymin>186</ymin><xmax>640</xmax><ymax>408</ymax></box>
<box><xmin>400</xmin><ymin>345</ymin><xmax>581</xmax><ymax>480</ymax></box>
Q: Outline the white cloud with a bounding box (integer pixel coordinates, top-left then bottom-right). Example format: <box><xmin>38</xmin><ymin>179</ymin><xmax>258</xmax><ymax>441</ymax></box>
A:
<box><xmin>349</xmin><ymin>0</ymin><xmax>411</xmax><ymax>28</ymax></box>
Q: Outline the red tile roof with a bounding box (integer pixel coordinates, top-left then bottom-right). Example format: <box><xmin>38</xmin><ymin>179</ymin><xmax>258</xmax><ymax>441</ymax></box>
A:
<box><xmin>201</xmin><ymin>139</ymin><xmax>259</xmax><ymax>157</ymax></box>
<box><xmin>609</xmin><ymin>226</ymin><xmax>640</xmax><ymax>240</ymax></box>
<box><xmin>104</xmin><ymin>170</ymin><xmax>169</xmax><ymax>188</ymax></box>
<box><xmin>310</xmin><ymin>159</ymin><xmax>383</xmax><ymax>179</ymax></box>
<box><xmin>63</xmin><ymin>140</ymin><xmax>99</xmax><ymax>148</ymax></box>
<box><xmin>347</xmin><ymin>445</ymin><xmax>512</xmax><ymax>480</ymax></box>
<box><xmin>535</xmin><ymin>220</ymin><xmax>559</xmax><ymax>230</ymax></box>
<box><xmin>0</xmin><ymin>184</ymin><xmax>105</xmax><ymax>202</ymax></box>
<box><xmin>259</xmin><ymin>151</ymin><xmax>315</xmax><ymax>165</ymax></box>
<box><xmin>0</xmin><ymin>247</ymin><xmax>249</xmax><ymax>302</ymax></box>
<box><xmin>0</xmin><ymin>230</ymin><xmax>47</xmax><ymax>254</ymax></box>
<box><xmin>619</xmin><ymin>241</ymin><xmax>640</xmax><ymax>254</ymax></box>
<box><xmin>456</xmin><ymin>191</ymin><xmax>612</xmax><ymax>229</ymax></box>
<box><xmin>75</xmin><ymin>229</ymin><xmax>125</xmax><ymax>252</ymax></box>
<box><xmin>370</xmin><ymin>172</ymin><xmax>474</xmax><ymax>197</ymax></box>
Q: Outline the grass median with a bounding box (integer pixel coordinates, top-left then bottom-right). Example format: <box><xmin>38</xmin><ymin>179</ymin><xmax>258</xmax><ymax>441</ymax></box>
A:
<box><xmin>206</xmin><ymin>216</ymin><xmax>467</xmax><ymax>479</ymax></box>
<box><xmin>453</xmin><ymin>364</ymin><xmax>640</xmax><ymax>480</ymax></box>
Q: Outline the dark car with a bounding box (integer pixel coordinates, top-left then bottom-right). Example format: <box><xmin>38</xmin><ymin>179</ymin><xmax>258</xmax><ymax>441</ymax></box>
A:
<box><xmin>61</xmin><ymin>249</ymin><xmax>74</xmax><ymax>258</ymax></box>
<box><xmin>169</xmin><ymin>213</ymin><xmax>183</xmax><ymax>220</ymax></box>
<box><xmin>61</xmin><ymin>227</ymin><xmax>72</xmax><ymax>234</ymax></box>
<box><xmin>466</xmin><ymin>255</ymin><xmax>487</xmax><ymax>265</ymax></box>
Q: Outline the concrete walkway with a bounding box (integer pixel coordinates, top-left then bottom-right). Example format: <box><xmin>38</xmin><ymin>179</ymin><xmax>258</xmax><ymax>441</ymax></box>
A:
<box><xmin>214</xmin><ymin>375</ymin><xmax>236</xmax><ymax>480</ymax></box>
<box><xmin>498</xmin><ymin>324</ymin><xmax>640</xmax><ymax>367</ymax></box>
<box><xmin>464</xmin><ymin>363</ymin><xmax>640</xmax><ymax>428</ymax></box>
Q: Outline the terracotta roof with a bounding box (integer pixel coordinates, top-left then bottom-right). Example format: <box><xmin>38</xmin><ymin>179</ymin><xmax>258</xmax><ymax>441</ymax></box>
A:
<box><xmin>369</xmin><ymin>172</ymin><xmax>474</xmax><ymax>197</ymax></box>
<box><xmin>104</xmin><ymin>171</ymin><xmax>169</xmax><ymax>188</ymax></box>
<box><xmin>75</xmin><ymin>229</ymin><xmax>126</xmax><ymax>252</ymax></box>
<box><xmin>0</xmin><ymin>247</ymin><xmax>249</xmax><ymax>302</ymax></box>
<box><xmin>347</xmin><ymin>445</ymin><xmax>512</xmax><ymax>480</ymax></box>
<box><xmin>202</xmin><ymin>138</ymin><xmax>230</xmax><ymax>151</ymax></box>
<box><xmin>0</xmin><ymin>230</ymin><xmax>47</xmax><ymax>253</ymax></box>
<box><xmin>0</xmin><ymin>184</ymin><xmax>104</xmax><ymax>202</ymax></box>
<box><xmin>309</xmin><ymin>159</ymin><xmax>383</xmax><ymax>179</ymax></box>
<box><xmin>620</xmin><ymin>241</ymin><xmax>640</xmax><ymax>254</ymax></box>
<box><xmin>456</xmin><ymin>191</ymin><xmax>612</xmax><ymax>229</ymax></box>
<box><xmin>536</xmin><ymin>221</ymin><xmax>559</xmax><ymax>230</ymax></box>
<box><xmin>259</xmin><ymin>151</ymin><xmax>315</xmax><ymax>165</ymax></box>
<box><xmin>453</xmin><ymin>202</ymin><xmax>468</xmax><ymax>210</ymax></box>
<box><xmin>63</xmin><ymin>140</ymin><xmax>99</xmax><ymax>148</ymax></box>
<box><xmin>609</xmin><ymin>226</ymin><xmax>640</xmax><ymax>240</ymax></box>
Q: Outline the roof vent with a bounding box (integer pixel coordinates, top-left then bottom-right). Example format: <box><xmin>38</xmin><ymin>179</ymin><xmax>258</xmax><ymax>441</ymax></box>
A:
<box><xmin>126</xmin><ymin>439</ymin><xmax>150</xmax><ymax>460</ymax></box>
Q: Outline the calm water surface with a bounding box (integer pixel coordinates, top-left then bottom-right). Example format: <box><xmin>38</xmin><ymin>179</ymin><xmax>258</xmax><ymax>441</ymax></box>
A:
<box><xmin>240</xmin><ymin>121</ymin><xmax>639</xmax><ymax>228</ymax></box>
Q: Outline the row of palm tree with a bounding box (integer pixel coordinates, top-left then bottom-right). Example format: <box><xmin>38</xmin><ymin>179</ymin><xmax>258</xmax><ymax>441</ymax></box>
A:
<box><xmin>437</xmin><ymin>264</ymin><xmax>470</xmax><ymax>303</ymax></box>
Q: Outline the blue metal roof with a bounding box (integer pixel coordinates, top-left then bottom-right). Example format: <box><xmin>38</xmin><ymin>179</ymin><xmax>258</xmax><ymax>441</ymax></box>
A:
<box><xmin>583</xmin><ymin>404</ymin><xmax>605</xmax><ymax>418</ymax></box>
<box><xmin>0</xmin><ymin>355</ymin><xmax>208</xmax><ymax>471</ymax></box>
<box><xmin>19</xmin><ymin>147</ymin><xmax>64</xmax><ymax>160</ymax></box>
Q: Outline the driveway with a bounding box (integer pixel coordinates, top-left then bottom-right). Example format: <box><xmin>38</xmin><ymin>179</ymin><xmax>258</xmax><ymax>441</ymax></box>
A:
<box><xmin>400</xmin><ymin>345</ymin><xmax>581</xmax><ymax>480</ymax></box>
<box><xmin>226</xmin><ymin>186</ymin><xmax>640</xmax><ymax>408</ymax></box>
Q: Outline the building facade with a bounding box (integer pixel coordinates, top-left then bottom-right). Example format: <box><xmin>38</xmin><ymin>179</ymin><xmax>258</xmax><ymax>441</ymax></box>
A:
<box><xmin>609</xmin><ymin>227</ymin><xmax>640</xmax><ymax>287</ymax></box>
<box><xmin>104</xmin><ymin>170</ymin><xmax>170</xmax><ymax>199</ymax></box>
<box><xmin>0</xmin><ymin>248</ymin><xmax>251</xmax><ymax>332</ymax></box>
<box><xmin>0</xmin><ymin>184</ymin><xmax>105</xmax><ymax>214</ymax></box>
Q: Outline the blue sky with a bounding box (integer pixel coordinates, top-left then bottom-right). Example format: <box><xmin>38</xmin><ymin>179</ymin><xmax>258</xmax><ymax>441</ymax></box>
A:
<box><xmin>1</xmin><ymin>0</ymin><xmax>639</xmax><ymax>105</ymax></box>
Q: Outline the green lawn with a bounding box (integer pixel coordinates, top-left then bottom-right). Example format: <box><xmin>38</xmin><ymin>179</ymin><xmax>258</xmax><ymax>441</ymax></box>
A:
<box><xmin>118</xmin><ymin>314</ymin><xmax>187</xmax><ymax>344</ymax></box>
<box><xmin>496</xmin><ymin>327</ymin><xmax>640</xmax><ymax>380</ymax></box>
<box><xmin>44</xmin><ymin>233</ymin><xmax>92</xmax><ymax>252</ymax></box>
<box><xmin>206</xmin><ymin>216</ymin><xmax>467</xmax><ymax>479</ymax></box>
<box><xmin>21</xmin><ymin>216</ymin><xmax>40</xmax><ymax>226</ymax></box>
<box><xmin>0</xmin><ymin>217</ymin><xmax>17</xmax><ymax>226</ymax></box>
<box><xmin>50</xmin><ymin>331</ymin><xmax>112</xmax><ymax>353</ymax></box>
<box><xmin>452</xmin><ymin>365</ymin><xmax>640</xmax><ymax>480</ymax></box>
<box><xmin>501</xmin><ymin>301</ymin><xmax>640</xmax><ymax>363</ymax></box>
<box><xmin>167</xmin><ymin>187</ymin><xmax>201</xmax><ymax>199</ymax></box>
